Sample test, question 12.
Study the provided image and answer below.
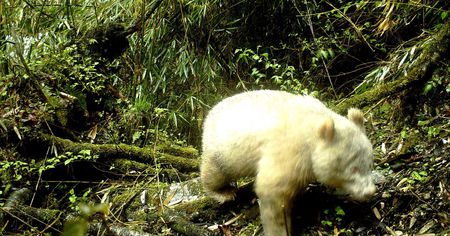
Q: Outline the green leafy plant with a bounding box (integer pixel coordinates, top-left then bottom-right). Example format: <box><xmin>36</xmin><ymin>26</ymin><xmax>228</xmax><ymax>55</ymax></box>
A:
<box><xmin>29</xmin><ymin>44</ymin><xmax>108</xmax><ymax>95</ymax></box>
<box><xmin>321</xmin><ymin>206</ymin><xmax>346</xmax><ymax>229</ymax></box>
<box><xmin>408</xmin><ymin>170</ymin><xmax>429</xmax><ymax>184</ymax></box>
<box><xmin>418</xmin><ymin>120</ymin><xmax>442</xmax><ymax>139</ymax></box>
<box><xmin>62</xmin><ymin>203</ymin><xmax>109</xmax><ymax>236</ymax></box>
<box><xmin>0</xmin><ymin>150</ymin><xmax>99</xmax><ymax>183</ymax></box>
<box><xmin>423</xmin><ymin>72</ymin><xmax>450</xmax><ymax>95</ymax></box>
<box><xmin>68</xmin><ymin>188</ymin><xmax>92</xmax><ymax>211</ymax></box>
<box><xmin>235</xmin><ymin>47</ymin><xmax>308</xmax><ymax>94</ymax></box>
<box><xmin>321</xmin><ymin>219</ymin><xmax>333</xmax><ymax>227</ymax></box>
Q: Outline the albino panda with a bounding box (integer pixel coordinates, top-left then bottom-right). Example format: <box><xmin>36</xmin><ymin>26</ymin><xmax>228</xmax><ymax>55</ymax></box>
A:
<box><xmin>200</xmin><ymin>90</ymin><xmax>376</xmax><ymax>236</ymax></box>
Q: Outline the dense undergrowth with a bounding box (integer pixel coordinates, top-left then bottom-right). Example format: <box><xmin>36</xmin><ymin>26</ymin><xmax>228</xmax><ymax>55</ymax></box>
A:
<box><xmin>0</xmin><ymin>0</ymin><xmax>449</xmax><ymax>235</ymax></box>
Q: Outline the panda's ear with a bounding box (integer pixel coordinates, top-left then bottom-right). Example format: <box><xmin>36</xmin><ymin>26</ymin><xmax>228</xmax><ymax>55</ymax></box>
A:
<box><xmin>319</xmin><ymin>118</ymin><xmax>335</xmax><ymax>142</ymax></box>
<box><xmin>347</xmin><ymin>108</ymin><xmax>365</xmax><ymax>132</ymax></box>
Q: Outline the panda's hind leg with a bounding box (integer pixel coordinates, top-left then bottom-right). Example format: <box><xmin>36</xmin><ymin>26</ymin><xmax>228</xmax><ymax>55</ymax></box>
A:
<box><xmin>200</xmin><ymin>153</ymin><xmax>237</xmax><ymax>203</ymax></box>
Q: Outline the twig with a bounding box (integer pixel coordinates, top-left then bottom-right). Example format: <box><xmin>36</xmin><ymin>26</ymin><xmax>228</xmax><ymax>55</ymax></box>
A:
<box><xmin>1</xmin><ymin>208</ymin><xmax>39</xmax><ymax>232</ymax></box>
<box><xmin>124</xmin><ymin>0</ymin><xmax>163</xmax><ymax>36</ymax></box>
<box><xmin>38</xmin><ymin>211</ymin><xmax>63</xmax><ymax>234</ymax></box>
<box><xmin>326</xmin><ymin>1</ymin><xmax>375</xmax><ymax>52</ymax></box>
<box><xmin>294</xmin><ymin>0</ymin><xmax>338</xmax><ymax>98</ymax></box>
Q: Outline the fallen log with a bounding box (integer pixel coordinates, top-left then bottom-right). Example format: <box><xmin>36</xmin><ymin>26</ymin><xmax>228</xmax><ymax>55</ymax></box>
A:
<box><xmin>0</xmin><ymin>128</ymin><xmax>200</xmax><ymax>174</ymax></box>
<box><xmin>334</xmin><ymin>19</ymin><xmax>450</xmax><ymax>114</ymax></box>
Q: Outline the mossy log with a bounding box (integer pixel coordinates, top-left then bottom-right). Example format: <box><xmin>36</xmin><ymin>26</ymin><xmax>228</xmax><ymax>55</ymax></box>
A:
<box><xmin>87</xmin><ymin>222</ymin><xmax>153</xmax><ymax>236</ymax></box>
<box><xmin>110</xmin><ymin>158</ymin><xmax>193</xmax><ymax>181</ymax></box>
<box><xmin>21</xmin><ymin>132</ymin><xmax>199</xmax><ymax>173</ymax></box>
<box><xmin>1</xmin><ymin>204</ymin><xmax>63</xmax><ymax>233</ymax></box>
<box><xmin>161</xmin><ymin>208</ymin><xmax>217</xmax><ymax>236</ymax></box>
<box><xmin>334</xmin><ymin>19</ymin><xmax>450</xmax><ymax>114</ymax></box>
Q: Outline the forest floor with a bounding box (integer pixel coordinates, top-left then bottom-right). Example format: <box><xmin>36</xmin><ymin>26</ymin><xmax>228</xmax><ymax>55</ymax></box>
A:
<box><xmin>1</xmin><ymin>88</ymin><xmax>449</xmax><ymax>236</ymax></box>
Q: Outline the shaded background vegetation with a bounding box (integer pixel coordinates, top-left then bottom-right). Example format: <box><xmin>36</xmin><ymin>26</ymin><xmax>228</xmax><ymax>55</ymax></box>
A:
<box><xmin>2</xmin><ymin>0</ymin><xmax>449</xmax><ymax>144</ymax></box>
<box><xmin>0</xmin><ymin>0</ymin><xmax>449</xmax><ymax>235</ymax></box>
